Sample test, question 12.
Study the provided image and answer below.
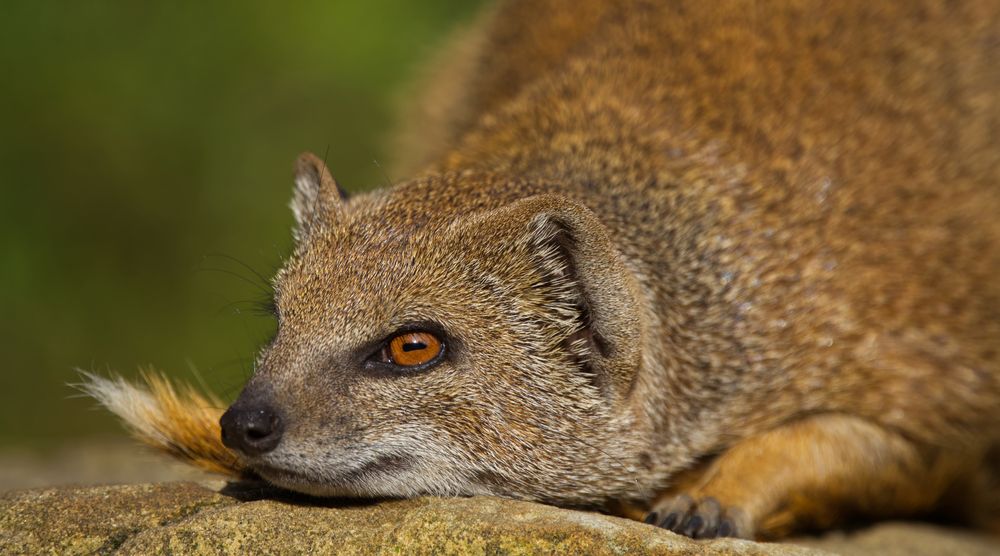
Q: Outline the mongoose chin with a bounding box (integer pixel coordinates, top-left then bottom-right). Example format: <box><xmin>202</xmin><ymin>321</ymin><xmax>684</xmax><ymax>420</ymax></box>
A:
<box><xmin>83</xmin><ymin>0</ymin><xmax>1000</xmax><ymax>540</ymax></box>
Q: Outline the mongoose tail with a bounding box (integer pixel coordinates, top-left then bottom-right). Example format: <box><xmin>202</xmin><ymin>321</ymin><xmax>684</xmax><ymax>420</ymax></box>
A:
<box><xmin>77</xmin><ymin>371</ymin><xmax>246</xmax><ymax>478</ymax></box>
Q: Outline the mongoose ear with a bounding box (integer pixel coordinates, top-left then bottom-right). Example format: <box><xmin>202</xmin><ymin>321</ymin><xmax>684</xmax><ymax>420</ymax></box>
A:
<box><xmin>498</xmin><ymin>195</ymin><xmax>645</xmax><ymax>404</ymax></box>
<box><xmin>291</xmin><ymin>152</ymin><xmax>347</xmax><ymax>240</ymax></box>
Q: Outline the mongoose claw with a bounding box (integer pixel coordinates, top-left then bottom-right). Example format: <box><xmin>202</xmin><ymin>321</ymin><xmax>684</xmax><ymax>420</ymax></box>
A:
<box><xmin>644</xmin><ymin>495</ymin><xmax>752</xmax><ymax>539</ymax></box>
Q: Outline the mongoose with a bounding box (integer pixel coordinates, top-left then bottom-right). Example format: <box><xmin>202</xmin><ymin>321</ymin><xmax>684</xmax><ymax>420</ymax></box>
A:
<box><xmin>84</xmin><ymin>0</ymin><xmax>1000</xmax><ymax>540</ymax></box>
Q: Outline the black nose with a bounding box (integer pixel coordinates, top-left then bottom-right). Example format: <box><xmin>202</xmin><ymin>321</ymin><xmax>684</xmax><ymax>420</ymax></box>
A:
<box><xmin>219</xmin><ymin>403</ymin><xmax>284</xmax><ymax>456</ymax></box>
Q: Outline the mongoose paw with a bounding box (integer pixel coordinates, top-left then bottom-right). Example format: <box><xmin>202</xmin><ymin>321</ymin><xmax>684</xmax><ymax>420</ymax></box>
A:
<box><xmin>643</xmin><ymin>494</ymin><xmax>753</xmax><ymax>539</ymax></box>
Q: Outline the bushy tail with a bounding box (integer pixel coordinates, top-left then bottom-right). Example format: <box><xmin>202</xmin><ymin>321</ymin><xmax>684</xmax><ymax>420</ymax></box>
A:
<box><xmin>76</xmin><ymin>371</ymin><xmax>248</xmax><ymax>478</ymax></box>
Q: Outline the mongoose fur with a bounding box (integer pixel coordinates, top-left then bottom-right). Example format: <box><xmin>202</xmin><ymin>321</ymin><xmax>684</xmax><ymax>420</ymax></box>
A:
<box><xmin>84</xmin><ymin>0</ymin><xmax>1000</xmax><ymax>540</ymax></box>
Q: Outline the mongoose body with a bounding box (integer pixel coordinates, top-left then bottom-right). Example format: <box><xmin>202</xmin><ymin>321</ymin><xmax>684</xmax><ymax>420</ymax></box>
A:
<box><xmin>88</xmin><ymin>0</ymin><xmax>1000</xmax><ymax>539</ymax></box>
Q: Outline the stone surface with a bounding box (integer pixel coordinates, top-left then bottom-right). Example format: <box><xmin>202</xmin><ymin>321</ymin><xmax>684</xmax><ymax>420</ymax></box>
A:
<box><xmin>2</xmin><ymin>481</ymin><xmax>998</xmax><ymax>555</ymax></box>
<box><xmin>0</xmin><ymin>482</ymin><xmax>232</xmax><ymax>555</ymax></box>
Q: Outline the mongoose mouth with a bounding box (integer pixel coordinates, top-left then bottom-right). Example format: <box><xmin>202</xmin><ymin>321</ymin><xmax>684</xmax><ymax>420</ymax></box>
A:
<box><xmin>250</xmin><ymin>453</ymin><xmax>416</xmax><ymax>495</ymax></box>
<box><xmin>248</xmin><ymin>462</ymin><xmax>307</xmax><ymax>482</ymax></box>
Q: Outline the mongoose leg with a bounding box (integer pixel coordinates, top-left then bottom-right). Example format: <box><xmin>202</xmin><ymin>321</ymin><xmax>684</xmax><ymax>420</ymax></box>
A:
<box><xmin>645</xmin><ymin>414</ymin><xmax>966</xmax><ymax>539</ymax></box>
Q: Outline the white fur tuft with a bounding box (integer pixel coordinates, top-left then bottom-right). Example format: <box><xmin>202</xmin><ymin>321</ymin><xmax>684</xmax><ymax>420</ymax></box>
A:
<box><xmin>75</xmin><ymin>371</ymin><xmax>170</xmax><ymax>445</ymax></box>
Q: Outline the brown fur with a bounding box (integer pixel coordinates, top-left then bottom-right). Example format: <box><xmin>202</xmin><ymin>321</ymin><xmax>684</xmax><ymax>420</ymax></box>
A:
<box><xmin>89</xmin><ymin>0</ymin><xmax>1000</xmax><ymax>540</ymax></box>
<box><xmin>79</xmin><ymin>371</ymin><xmax>244</xmax><ymax>477</ymax></box>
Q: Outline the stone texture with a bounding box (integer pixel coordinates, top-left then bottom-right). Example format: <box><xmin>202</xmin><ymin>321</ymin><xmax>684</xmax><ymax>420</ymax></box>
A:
<box><xmin>0</xmin><ymin>482</ymin><xmax>233</xmax><ymax>555</ymax></box>
<box><xmin>2</xmin><ymin>481</ymin><xmax>998</xmax><ymax>555</ymax></box>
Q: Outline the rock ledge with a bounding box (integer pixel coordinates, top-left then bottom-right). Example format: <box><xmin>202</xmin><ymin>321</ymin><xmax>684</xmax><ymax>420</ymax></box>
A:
<box><xmin>2</xmin><ymin>482</ymin><xmax>997</xmax><ymax>555</ymax></box>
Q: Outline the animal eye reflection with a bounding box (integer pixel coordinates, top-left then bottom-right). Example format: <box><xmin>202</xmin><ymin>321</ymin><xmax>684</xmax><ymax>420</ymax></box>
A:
<box><xmin>381</xmin><ymin>331</ymin><xmax>443</xmax><ymax>367</ymax></box>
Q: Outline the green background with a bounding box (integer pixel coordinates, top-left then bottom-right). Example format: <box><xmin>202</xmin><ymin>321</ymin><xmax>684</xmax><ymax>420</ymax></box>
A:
<box><xmin>0</xmin><ymin>1</ymin><xmax>483</xmax><ymax>450</ymax></box>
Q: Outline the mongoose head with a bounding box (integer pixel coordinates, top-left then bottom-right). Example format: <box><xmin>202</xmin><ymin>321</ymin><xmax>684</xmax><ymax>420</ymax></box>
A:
<box><xmin>220</xmin><ymin>153</ymin><xmax>651</xmax><ymax>505</ymax></box>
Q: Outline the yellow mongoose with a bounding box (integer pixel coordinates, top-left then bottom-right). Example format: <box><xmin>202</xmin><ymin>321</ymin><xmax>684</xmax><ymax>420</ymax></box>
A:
<box><xmin>84</xmin><ymin>0</ymin><xmax>1000</xmax><ymax>540</ymax></box>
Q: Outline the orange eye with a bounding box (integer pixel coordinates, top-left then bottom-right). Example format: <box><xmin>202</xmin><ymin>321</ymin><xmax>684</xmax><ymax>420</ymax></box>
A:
<box><xmin>384</xmin><ymin>331</ymin><xmax>443</xmax><ymax>367</ymax></box>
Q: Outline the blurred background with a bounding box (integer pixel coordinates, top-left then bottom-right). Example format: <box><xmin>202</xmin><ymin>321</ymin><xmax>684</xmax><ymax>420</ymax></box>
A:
<box><xmin>0</xmin><ymin>0</ymin><xmax>483</xmax><ymax>487</ymax></box>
